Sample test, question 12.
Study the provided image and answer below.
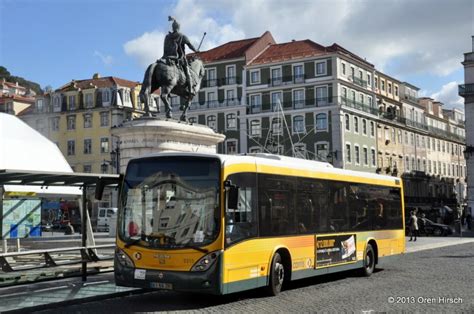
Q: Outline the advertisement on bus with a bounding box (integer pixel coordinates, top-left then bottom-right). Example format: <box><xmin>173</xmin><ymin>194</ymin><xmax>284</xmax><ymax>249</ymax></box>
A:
<box><xmin>315</xmin><ymin>234</ymin><xmax>357</xmax><ymax>268</ymax></box>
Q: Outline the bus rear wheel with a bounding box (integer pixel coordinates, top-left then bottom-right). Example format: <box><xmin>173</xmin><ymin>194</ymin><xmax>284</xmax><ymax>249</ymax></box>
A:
<box><xmin>361</xmin><ymin>243</ymin><xmax>375</xmax><ymax>277</ymax></box>
<box><xmin>266</xmin><ymin>252</ymin><xmax>284</xmax><ymax>296</ymax></box>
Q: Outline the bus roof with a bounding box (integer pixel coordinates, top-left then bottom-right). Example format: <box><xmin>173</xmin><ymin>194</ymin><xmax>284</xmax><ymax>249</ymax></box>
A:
<box><xmin>130</xmin><ymin>152</ymin><xmax>401</xmax><ymax>186</ymax></box>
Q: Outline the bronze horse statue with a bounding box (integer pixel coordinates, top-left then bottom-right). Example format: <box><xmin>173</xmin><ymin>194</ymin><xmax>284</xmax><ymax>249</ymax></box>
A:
<box><xmin>139</xmin><ymin>57</ymin><xmax>205</xmax><ymax>121</ymax></box>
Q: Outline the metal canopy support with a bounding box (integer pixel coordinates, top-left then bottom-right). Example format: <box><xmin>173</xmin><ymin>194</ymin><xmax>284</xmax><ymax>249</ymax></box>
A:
<box><xmin>81</xmin><ymin>184</ymin><xmax>87</xmax><ymax>282</ymax></box>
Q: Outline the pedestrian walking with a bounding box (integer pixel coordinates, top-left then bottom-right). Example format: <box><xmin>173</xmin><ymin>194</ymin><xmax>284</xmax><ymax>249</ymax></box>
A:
<box><xmin>409</xmin><ymin>210</ymin><xmax>418</xmax><ymax>241</ymax></box>
<box><xmin>467</xmin><ymin>212</ymin><xmax>472</xmax><ymax>231</ymax></box>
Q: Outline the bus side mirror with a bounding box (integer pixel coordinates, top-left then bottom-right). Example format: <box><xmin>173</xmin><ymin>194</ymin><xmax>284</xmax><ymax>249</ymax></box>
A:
<box><xmin>227</xmin><ymin>186</ymin><xmax>239</xmax><ymax>210</ymax></box>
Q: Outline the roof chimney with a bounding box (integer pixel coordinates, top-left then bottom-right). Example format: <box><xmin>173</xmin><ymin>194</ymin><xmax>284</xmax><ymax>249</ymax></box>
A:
<box><xmin>471</xmin><ymin>35</ymin><xmax>474</xmax><ymax>52</ymax></box>
<box><xmin>93</xmin><ymin>73</ymin><xmax>101</xmax><ymax>79</ymax></box>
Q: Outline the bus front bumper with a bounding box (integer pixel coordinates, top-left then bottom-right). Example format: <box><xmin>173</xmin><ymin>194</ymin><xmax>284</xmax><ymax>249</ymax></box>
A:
<box><xmin>114</xmin><ymin>256</ymin><xmax>222</xmax><ymax>294</ymax></box>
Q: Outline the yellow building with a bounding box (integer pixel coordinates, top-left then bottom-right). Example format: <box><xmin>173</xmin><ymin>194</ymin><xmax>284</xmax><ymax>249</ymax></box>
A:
<box><xmin>20</xmin><ymin>74</ymin><xmax>144</xmax><ymax>174</ymax></box>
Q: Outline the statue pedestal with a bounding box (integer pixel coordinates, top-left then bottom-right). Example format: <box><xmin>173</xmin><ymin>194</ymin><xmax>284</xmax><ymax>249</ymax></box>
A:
<box><xmin>112</xmin><ymin>118</ymin><xmax>225</xmax><ymax>173</ymax></box>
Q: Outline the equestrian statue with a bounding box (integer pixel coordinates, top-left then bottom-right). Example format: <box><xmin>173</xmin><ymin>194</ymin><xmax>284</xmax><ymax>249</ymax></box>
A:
<box><xmin>139</xmin><ymin>16</ymin><xmax>206</xmax><ymax>121</ymax></box>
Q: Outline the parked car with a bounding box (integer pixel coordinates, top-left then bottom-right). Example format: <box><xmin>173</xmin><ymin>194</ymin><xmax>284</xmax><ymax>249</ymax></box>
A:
<box><xmin>405</xmin><ymin>217</ymin><xmax>453</xmax><ymax>236</ymax></box>
<box><xmin>418</xmin><ymin>218</ymin><xmax>453</xmax><ymax>236</ymax></box>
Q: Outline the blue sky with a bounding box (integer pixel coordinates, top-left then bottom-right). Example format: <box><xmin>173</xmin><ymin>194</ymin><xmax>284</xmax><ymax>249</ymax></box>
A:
<box><xmin>1</xmin><ymin>0</ymin><xmax>472</xmax><ymax>109</ymax></box>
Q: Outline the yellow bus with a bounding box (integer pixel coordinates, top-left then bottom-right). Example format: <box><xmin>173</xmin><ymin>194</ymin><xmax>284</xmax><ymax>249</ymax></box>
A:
<box><xmin>115</xmin><ymin>152</ymin><xmax>405</xmax><ymax>295</ymax></box>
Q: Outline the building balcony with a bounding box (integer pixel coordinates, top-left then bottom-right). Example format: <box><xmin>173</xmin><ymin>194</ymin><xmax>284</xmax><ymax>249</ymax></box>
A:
<box><xmin>185</xmin><ymin>97</ymin><xmax>243</xmax><ymax>111</ymax></box>
<box><xmin>268</xmin><ymin>74</ymin><xmax>306</xmax><ymax>87</ymax></box>
<box><xmin>458</xmin><ymin>83</ymin><xmax>474</xmax><ymax>97</ymax></box>
<box><xmin>352</xmin><ymin>76</ymin><xmax>368</xmax><ymax>88</ymax></box>
<box><xmin>201</xmin><ymin>77</ymin><xmax>241</xmax><ymax>88</ymax></box>
<box><xmin>248</xmin><ymin>97</ymin><xmax>334</xmax><ymax>114</ymax></box>
<box><xmin>340</xmin><ymin>96</ymin><xmax>378</xmax><ymax>115</ymax></box>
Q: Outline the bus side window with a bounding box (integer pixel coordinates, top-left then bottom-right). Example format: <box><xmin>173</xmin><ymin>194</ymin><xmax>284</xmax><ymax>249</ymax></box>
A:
<box><xmin>225</xmin><ymin>173</ymin><xmax>257</xmax><ymax>246</ymax></box>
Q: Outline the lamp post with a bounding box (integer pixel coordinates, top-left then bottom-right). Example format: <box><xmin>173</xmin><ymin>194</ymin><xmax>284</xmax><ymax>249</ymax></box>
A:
<box><xmin>464</xmin><ymin>145</ymin><xmax>474</xmax><ymax>221</ymax></box>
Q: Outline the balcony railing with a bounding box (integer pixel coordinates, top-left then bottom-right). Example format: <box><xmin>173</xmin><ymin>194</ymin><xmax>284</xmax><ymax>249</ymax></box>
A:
<box><xmin>340</xmin><ymin>96</ymin><xmax>378</xmax><ymax>115</ymax></box>
<box><xmin>183</xmin><ymin>98</ymin><xmax>242</xmax><ymax>111</ymax></box>
<box><xmin>458</xmin><ymin>83</ymin><xmax>474</xmax><ymax>97</ymax></box>
<box><xmin>352</xmin><ymin>76</ymin><xmax>368</xmax><ymax>88</ymax></box>
<box><xmin>268</xmin><ymin>74</ymin><xmax>306</xmax><ymax>87</ymax></box>
<box><xmin>201</xmin><ymin>77</ymin><xmax>241</xmax><ymax>88</ymax></box>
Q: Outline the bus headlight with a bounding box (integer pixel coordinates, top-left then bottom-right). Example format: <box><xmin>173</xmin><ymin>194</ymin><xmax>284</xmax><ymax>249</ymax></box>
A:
<box><xmin>115</xmin><ymin>248</ymin><xmax>135</xmax><ymax>268</ymax></box>
<box><xmin>191</xmin><ymin>251</ymin><xmax>221</xmax><ymax>272</ymax></box>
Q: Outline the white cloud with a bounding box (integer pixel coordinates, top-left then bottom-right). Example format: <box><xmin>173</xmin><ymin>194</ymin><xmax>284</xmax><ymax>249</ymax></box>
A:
<box><xmin>123</xmin><ymin>30</ymin><xmax>166</xmax><ymax>68</ymax></box>
<box><xmin>124</xmin><ymin>0</ymin><xmax>472</xmax><ymax>77</ymax></box>
<box><xmin>93</xmin><ymin>50</ymin><xmax>113</xmax><ymax>66</ymax></box>
<box><xmin>431</xmin><ymin>81</ymin><xmax>464</xmax><ymax>109</ymax></box>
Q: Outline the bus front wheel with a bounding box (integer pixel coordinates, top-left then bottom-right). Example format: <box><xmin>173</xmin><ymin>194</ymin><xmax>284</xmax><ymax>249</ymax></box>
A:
<box><xmin>361</xmin><ymin>243</ymin><xmax>375</xmax><ymax>277</ymax></box>
<box><xmin>266</xmin><ymin>252</ymin><xmax>284</xmax><ymax>296</ymax></box>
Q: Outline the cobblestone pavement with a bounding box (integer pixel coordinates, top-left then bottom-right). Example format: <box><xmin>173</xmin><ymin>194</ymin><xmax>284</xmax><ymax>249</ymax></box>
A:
<box><xmin>38</xmin><ymin>242</ymin><xmax>474</xmax><ymax>314</ymax></box>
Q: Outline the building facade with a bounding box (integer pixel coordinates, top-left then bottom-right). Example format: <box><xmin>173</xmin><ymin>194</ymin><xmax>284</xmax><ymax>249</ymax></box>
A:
<box><xmin>0</xmin><ymin>79</ymin><xmax>35</xmax><ymax>115</ymax></box>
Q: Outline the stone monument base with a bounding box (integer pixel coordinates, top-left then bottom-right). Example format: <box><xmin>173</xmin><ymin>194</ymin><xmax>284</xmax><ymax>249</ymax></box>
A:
<box><xmin>112</xmin><ymin>118</ymin><xmax>225</xmax><ymax>173</ymax></box>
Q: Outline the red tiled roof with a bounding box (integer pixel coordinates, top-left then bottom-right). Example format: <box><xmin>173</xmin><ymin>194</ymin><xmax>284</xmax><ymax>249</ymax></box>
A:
<box><xmin>0</xmin><ymin>93</ymin><xmax>35</xmax><ymax>104</ymax></box>
<box><xmin>249</xmin><ymin>40</ymin><xmax>329</xmax><ymax>65</ymax></box>
<box><xmin>194</xmin><ymin>37</ymin><xmax>260</xmax><ymax>63</ymax></box>
<box><xmin>1</xmin><ymin>81</ymin><xmax>27</xmax><ymax>90</ymax></box>
<box><xmin>57</xmin><ymin>76</ymin><xmax>140</xmax><ymax>91</ymax></box>
<box><xmin>327</xmin><ymin>43</ymin><xmax>373</xmax><ymax>67</ymax></box>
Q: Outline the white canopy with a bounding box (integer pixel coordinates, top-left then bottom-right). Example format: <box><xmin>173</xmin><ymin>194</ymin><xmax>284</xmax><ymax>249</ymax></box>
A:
<box><xmin>0</xmin><ymin>113</ymin><xmax>80</xmax><ymax>195</ymax></box>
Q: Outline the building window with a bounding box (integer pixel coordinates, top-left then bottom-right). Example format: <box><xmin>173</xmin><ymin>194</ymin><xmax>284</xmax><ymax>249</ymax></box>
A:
<box><xmin>207</xmin><ymin>92</ymin><xmax>216</xmax><ymax>107</ymax></box>
<box><xmin>51</xmin><ymin>117</ymin><xmax>60</xmax><ymax>131</ymax></box>
<box><xmin>83</xmin><ymin>114</ymin><xmax>92</xmax><ymax>128</ymax></box>
<box><xmin>388</xmin><ymin>83</ymin><xmax>392</xmax><ymax>94</ymax></box>
<box><xmin>84</xmin><ymin>139</ymin><xmax>92</xmax><ymax>154</ymax></box>
<box><xmin>354</xmin><ymin>145</ymin><xmax>360</xmax><ymax>164</ymax></box>
<box><xmin>226</xmin><ymin>113</ymin><xmax>237</xmax><ymax>130</ymax></box>
<box><xmin>381</xmin><ymin>80</ymin><xmax>385</xmax><ymax>91</ymax></box>
<box><xmin>367</xmin><ymin>73</ymin><xmax>371</xmax><ymax>86</ymax></box>
<box><xmin>271</xmin><ymin>117</ymin><xmax>282</xmax><ymax>135</ymax></box>
<box><xmin>83</xmin><ymin>165</ymin><xmax>92</xmax><ymax>173</ymax></box>
<box><xmin>207</xmin><ymin>115</ymin><xmax>217</xmax><ymax>131</ymax></box>
<box><xmin>405</xmin><ymin>156</ymin><xmax>410</xmax><ymax>172</ymax></box>
<box><xmin>67</xmin><ymin>115</ymin><xmax>76</xmax><ymax>130</ymax></box>
<box><xmin>85</xmin><ymin>93</ymin><xmax>93</xmax><ymax>108</ymax></box>
<box><xmin>315</xmin><ymin>113</ymin><xmax>327</xmax><ymax>131</ymax></box>
<box><xmin>315</xmin><ymin>61</ymin><xmax>326</xmax><ymax>76</ymax></box>
<box><xmin>102</xmin><ymin>89</ymin><xmax>110</xmax><ymax>102</ymax></box>
<box><xmin>271</xmin><ymin>68</ymin><xmax>282</xmax><ymax>86</ymax></box>
<box><xmin>68</xmin><ymin>95</ymin><xmax>76</xmax><ymax>110</ymax></box>
<box><xmin>226</xmin><ymin>65</ymin><xmax>236</xmax><ymax>84</ymax></box>
<box><xmin>370</xmin><ymin>121</ymin><xmax>375</xmax><ymax>137</ymax></box>
<box><xmin>123</xmin><ymin>89</ymin><xmax>130</xmax><ymax>103</ymax></box>
<box><xmin>371</xmin><ymin>148</ymin><xmax>376</xmax><ymax>166</ymax></box>
<box><xmin>341</xmin><ymin>62</ymin><xmax>346</xmax><ymax>75</ymax></box>
<box><xmin>315</xmin><ymin>86</ymin><xmax>328</xmax><ymax>105</ymax></box>
<box><xmin>226</xmin><ymin>89</ymin><xmax>235</xmax><ymax>104</ymax></box>
<box><xmin>293</xmin><ymin>115</ymin><xmax>305</xmax><ymax>133</ymax></box>
<box><xmin>363</xmin><ymin>147</ymin><xmax>368</xmax><ymax>165</ymax></box>
<box><xmin>346</xmin><ymin>144</ymin><xmax>351</xmax><ymax>163</ymax></box>
<box><xmin>271</xmin><ymin>92</ymin><xmax>282</xmax><ymax>112</ymax></box>
<box><xmin>293</xmin><ymin>64</ymin><xmax>304</xmax><ymax>83</ymax></box>
<box><xmin>53</xmin><ymin>96</ymin><xmax>61</xmax><ymax>110</ymax></box>
<box><xmin>345</xmin><ymin>114</ymin><xmax>350</xmax><ymax>131</ymax></box>
<box><xmin>225</xmin><ymin>139</ymin><xmax>238</xmax><ymax>155</ymax></box>
<box><xmin>250</xmin><ymin>119</ymin><xmax>261</xmax><ymax>137</ymax></box>
<box><xmin>293</xmin><ymin>89</ymin><xmax>305</xmax><ymax>108</ymax></box>
<box><xmin>100</xmin><ymin>112</ymin><xmax>109</xmax><ymax>127</ymax></box>
<box><xmin>362</xmin><ymin>119</ymin><xmax>367</xmax><ymax>135</ymax></box>
<box><xmin>395</xmin><ymin>86</ymin><xmax>398</xmax><ymax>96</ymax></box>
<box><xmin>374</xmin><ymin>77</ymin><xmax>378</xmax><ymax>88</ymax></box>
<box><xmin>250</xmin><ymin>94</ymin><xmax>261</xmax><ymax>113</ymax></box>
<box><xmin>315</xmin><ymin>142</ymin><xmax>328</xmax><ymax>161</ymax></box>
<box><xmin>100</xmin><ymin>137</ymin><xmax>109</xmax><ymax>153</ymax></box>
<box><xmin>207</xmin><ymin>68</ymin><xmax>217</xmax><ymax>87</ymax></box>
<box><xmin>36</xmin><ymin>99</ymin><xmax>44</xmax><ymax>112</ymax></box>
<box><xmin>250</xmin><ymin>70</ymin><xmax>260</xmax><ymax>84</ymax></box>
<box><xmin>67</xmin><ymin>140</ymin><xmax>75</xmax><ymax>156</ymax></box>
<box><xmin>354</xmin><ymin>116</ymin><xmax>359</xmax><ymax>133</ymax></box>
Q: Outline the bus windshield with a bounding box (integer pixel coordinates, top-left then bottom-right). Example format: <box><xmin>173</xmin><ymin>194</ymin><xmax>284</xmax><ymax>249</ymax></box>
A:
<box><xmin>119</xmin><ymin>156</ymin><xmax>221</xmax><ymax>250</ymax></box>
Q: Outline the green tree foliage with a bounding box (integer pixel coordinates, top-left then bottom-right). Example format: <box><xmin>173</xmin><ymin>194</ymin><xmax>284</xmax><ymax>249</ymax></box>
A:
<box><xmin>0</xmin><ymin>66</ymin><xmax>43</xmax><ymax>95</ymax></box>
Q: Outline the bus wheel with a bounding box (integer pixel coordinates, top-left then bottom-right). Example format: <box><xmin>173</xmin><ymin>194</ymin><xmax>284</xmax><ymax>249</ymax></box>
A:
<box><xmin>361</xmin><ymin>243</ymin><xmax>375</xmax><ymax>277</ymax></box>
<box><xmin>266</xmin><ymin>252</ymin><xmax>284</xmax><ymax>296</ymax></box>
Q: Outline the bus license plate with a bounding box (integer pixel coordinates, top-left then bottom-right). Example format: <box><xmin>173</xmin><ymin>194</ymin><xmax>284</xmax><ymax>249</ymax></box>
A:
<box><xmin>150</xmin><ymin>282</ymin><xmax>173</xmax><ymax>290</ymax></box>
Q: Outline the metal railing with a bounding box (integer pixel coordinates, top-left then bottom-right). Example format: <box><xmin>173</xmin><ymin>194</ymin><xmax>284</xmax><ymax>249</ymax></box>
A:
<box><xmin>0</xmin><ymin>244</ymin><xmax>114</xmax><ymax>273</ymax></box>
<box><xmin>352</xmin><ymin>76</ymin><xmax>368</xmax><ymax>88</ymax></box>
<box><xmin>268</xmin><ymin>75</ymin><xmax>306</xmax><ymax>86</ymax></box>
<box><xmin>185</xmin><ymin>98</ymin><xmax>242</xmax><ymax>111</ymax></box>
<box><xmin>340</xmin><ymin>96</ymin><xmax>378</xmax><ymax>115</ymax></box>
<box><xmin>201</xmin><ymin>77</ymin><xmax>241</xmax><ymax>88</ymax></box>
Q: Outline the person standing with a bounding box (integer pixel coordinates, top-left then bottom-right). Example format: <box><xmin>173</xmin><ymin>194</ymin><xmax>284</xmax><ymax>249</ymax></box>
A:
<box><xmin>409</xmin><ymin>210</ymin><xmax>419</xmax><ymax>241</ymax></box>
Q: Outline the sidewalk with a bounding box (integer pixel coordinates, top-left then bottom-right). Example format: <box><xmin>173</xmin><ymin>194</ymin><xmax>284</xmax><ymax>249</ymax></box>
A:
<box><xmin>0</xmin><ymin>273</ymin><xmax>142</xmax><ymax>313</ymax></box>
<box><xmin>405</xmin><ymin>235</ymin><xmax>474</xmax><ymax>253</ymax></box>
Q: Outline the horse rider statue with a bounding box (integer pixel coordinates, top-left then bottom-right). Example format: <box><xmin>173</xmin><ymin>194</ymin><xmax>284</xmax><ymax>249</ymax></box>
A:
<box><xmin>163</xmin><ymin>16</ymin><xmax>198</xmax><ymax>97</ymax></box>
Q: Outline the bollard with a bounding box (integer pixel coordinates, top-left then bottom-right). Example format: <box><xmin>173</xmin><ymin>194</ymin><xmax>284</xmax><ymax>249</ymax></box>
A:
<box><xmin>2</xmin><ymin>239</ymin><xmax>7</xmax><ymax>253</ymax></box>
<box><xmin>16</xmin><ymin>238</ymin><xmax>21</xmax><ymax>252</ymax></box>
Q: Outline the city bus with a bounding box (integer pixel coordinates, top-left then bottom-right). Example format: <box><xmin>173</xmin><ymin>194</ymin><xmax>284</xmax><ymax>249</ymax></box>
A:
<box><xmin>114</xmin><ymin>152</ymin><xmax>405</xmax><ymax>295</ymax></box>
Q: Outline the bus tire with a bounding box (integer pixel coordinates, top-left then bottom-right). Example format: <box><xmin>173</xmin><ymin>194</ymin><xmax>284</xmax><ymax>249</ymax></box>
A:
<box><xmin>361</xmin><ymin>243</ymin><xmax>375</xmax><ymax>277</ymax></box>
<box><xmin>266</xmin><ymin>252</ymin><xmax>284</xmax><ymax>296</ymax></box>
